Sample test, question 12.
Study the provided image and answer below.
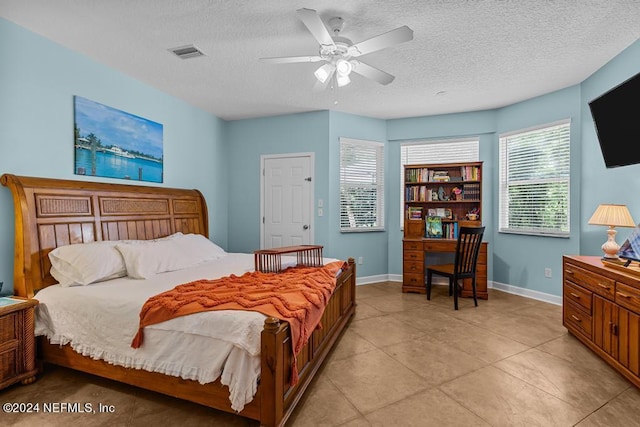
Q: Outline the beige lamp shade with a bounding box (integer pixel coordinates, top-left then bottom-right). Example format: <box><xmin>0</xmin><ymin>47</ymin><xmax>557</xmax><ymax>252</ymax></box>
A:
<box><xmin>588</xmin><ymin>204</ymin><xmax>636</xmax><ymax>259</ymax></box>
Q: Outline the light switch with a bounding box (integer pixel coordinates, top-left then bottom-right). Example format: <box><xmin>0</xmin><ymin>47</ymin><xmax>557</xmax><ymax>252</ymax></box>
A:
<box><xmin>318</xmin><ymin>199</ymin><xmax>323</xmax><ymax>208</ymax></box>
<box><xmin>318</xmin><ymin>208</ymin><xmax>323</xmax><ymax>217</ymax></box>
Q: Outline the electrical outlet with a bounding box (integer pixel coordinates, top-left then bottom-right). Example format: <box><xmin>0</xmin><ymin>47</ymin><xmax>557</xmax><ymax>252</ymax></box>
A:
<box><xmin>358</xmin><ymin>257</ymin><xmax>363</xmax><ymax>265</ymax></box>
<box><xmin>544</xmin><ymin>268</ymin><xmax>552</xmax><ymax>278</ymax></box>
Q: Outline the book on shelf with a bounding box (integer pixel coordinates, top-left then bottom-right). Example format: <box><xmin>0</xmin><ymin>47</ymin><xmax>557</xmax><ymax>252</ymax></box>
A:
<box><xmin>426</xmin><ymin>215</ymin><xmax>443</xmax><ymax>238</ymax></box>
<box><xmin>407</xmin><ymin>206</ymin><xmax>423</xmax><ymax>219</ymax></box>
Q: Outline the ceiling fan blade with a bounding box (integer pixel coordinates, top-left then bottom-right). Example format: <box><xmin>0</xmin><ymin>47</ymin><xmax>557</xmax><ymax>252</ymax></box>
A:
<box><xmin>260</xmin><ymin>55</ymin><xmax>323</xmax><ymax>64</ymax></box>
<box><xmin>349</xmin><ymin>25</ymin><xmax>413</xmax><ymax>57</ymax></box>
<box><xmin>351</xmin><ymin>60</ymin><xmax>395</xmax><ymax>85</ymax></box>
<box><xmin>296</xmin><ymin>8</ymin><xmax>336</xmax><ymax>48</ymax></box>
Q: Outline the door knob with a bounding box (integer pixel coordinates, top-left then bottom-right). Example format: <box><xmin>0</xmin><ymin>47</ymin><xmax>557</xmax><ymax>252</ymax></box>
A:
<box><xmin>303</xmin><ymin>225</ymin><xmax>309</xmax><ymax>230</ymax></box>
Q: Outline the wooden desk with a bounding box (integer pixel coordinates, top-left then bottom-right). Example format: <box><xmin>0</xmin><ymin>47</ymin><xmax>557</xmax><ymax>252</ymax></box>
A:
<box><xmin>402</xmin><ymin>238</ymin><xmax>488</xmax><ymax>299</ymax></box>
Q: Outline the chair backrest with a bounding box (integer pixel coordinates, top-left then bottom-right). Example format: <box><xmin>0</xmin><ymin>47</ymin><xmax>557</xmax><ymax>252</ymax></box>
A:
<box><xmin>454</xmin><ymin>226</ymin><xmax>485</xmax><ymax>278</ymax></box>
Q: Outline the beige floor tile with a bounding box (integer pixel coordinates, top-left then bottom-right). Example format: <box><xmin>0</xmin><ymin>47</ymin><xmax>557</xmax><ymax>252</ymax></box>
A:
<box><xmin>352</xmin><ymin>300</ymin><xmax>386</xmax><ymax>321</ymax></box>
<box><xmin>421</xmin><ymin>318</ymin><xmax>531</xmax><ymax>364</ymax></box>
<box><xmin>348</xmin><ymin>315</ymin><xmax>425</xmax><ymax>347</ymax></box>
<box><xmin>576</xmin><ymin>387</ymin><xmax>640</xmax><ymax>427</ymax></box>
<box><xmin>458</xmin><ymin>307</ymin><xmax>567</xmax><ymax>347</ymax></box>
<box><xmin>287</xmin><ymin>375</ymin><xmax>360</xmax><ymax>427</ymax></box>
<box><xmin>495</xmin><ymin>348</ymin><xmax>630</xmax><ymax>412</ymax></box>
<box><xmin>365</xmin><ymin>388</ymin><xmax>491</xmax><ymax>427</ymax></box>
<box><xmin>356</xmin><ymin>284</ymin><xmax>390</xmax><ymax>300</ymax></box>
<box><xmin>537</xmin><ymin>333</ymin><xmax>627</xmax><ymax>375</ymax></box>
<box><xmin>382</xmin><ymin>334</ymin><xmax>487</xmax><ymax>386</ymax></box>
<box><xmin>440</xmin><ymin>366</ymin><xmax>587</xmax><ymax>426</ymax></box>
<box><xmin>358</xmin><ymin>292</ymin><xmax>427</xmax><ymax>314</ymax></box>
<box><xmin>337</xmin><ymin>417</ymin><xmax>372</xmax><ymax>427</ymax></box>
<box><xmin>328</xmin><ymin>329</ymin><xmax>377</xmax><ymax>362</ymax></box>
<box><xmin>325</xmin><ymin>349</ymin><xmax>430</xmax><ymax>414</ymax></box>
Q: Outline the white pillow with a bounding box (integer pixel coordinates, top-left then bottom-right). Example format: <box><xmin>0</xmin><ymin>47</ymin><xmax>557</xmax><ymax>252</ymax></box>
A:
<box><xmin>115</xmin><ymin>234</ymin><xmax>226</xmax><ymax>279</ymax></box>
<box><xmin>48</xmin><ymin>240</ymin><xmax>127</xmax><ymax>287</ymax></box>
<box><xmin>176</xmin><ymin>233</ymin><xmax>227</xmax><ymax>261</ymax></box>
<box><xmin>115</xmin><ymin>240</ymin><xmax>193</xmax><ymax>279</ymax></box>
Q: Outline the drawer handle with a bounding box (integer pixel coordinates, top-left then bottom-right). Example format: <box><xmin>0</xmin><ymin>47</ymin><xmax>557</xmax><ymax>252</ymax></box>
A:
<box><xmin>597</xmin><ymin>283</ymin><xmax>610</xmax><ymax>290</ymax></box>
<box><xmin>617</xmin><ymin>292</ymin><xmax>631</xmax><ymax>299</ymax></box>
<box><xmin>570</xmin><ymin>314</ymin><xmax>581</xmax><ymax>322</ymax></box>
<box><xmin>566</xmin><ymin>269</ymin><xmax>574</xmax><ymax>274</ymax></box>
<box><xmin>570</xmin><ymin>292</ymin><xmax>581</xmax><ymax>299</ymax></box>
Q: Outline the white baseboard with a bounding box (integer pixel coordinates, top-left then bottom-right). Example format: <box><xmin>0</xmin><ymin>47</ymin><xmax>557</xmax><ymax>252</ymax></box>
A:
<box><xmin>358</xmin><ymin>275</ymin><xmax>562</xmax><ymax>306</ymax></box>
<box><xmin>490</xmin><ymin>281</ymin><xmax>561</xmax><ymax>306</ymax></box>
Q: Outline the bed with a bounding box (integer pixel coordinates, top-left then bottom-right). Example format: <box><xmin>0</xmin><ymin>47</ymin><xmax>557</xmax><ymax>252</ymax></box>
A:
<box><xmin>1</xmin><ymin>173</ymin><xmax>356</xmax><ymax>427</ymax></box>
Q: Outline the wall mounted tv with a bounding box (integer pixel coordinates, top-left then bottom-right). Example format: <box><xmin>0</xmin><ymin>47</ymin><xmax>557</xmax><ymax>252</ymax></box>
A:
<box><xmin>588</xmin><ymin>71</ymin><xmax>640</xmax><ymax>168</ymax></box>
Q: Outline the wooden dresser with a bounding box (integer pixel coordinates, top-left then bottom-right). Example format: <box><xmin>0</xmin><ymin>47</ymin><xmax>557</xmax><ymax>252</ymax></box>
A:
<box><xmin>0</xmin><ymin>298</ymin><xmax>38</xmax><ymax>390</ymax></box>
<box><xmin>562</xmin><ymin>255</ymin><xmax>640</xmax><ymax>387</ymax></box>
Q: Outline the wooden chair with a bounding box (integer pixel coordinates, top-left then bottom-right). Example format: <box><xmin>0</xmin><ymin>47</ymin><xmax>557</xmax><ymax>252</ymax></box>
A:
<box><xmin>426</xmin><ymin>226</ymin><xmax>485</xmax><ymax>310</ymax></box>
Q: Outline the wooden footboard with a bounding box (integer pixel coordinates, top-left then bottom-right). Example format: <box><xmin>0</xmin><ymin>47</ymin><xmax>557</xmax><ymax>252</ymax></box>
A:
<box><xmin>1</xmin><ymin>173</ymin><xmax>357</xmax><ymax>427</ymax></box>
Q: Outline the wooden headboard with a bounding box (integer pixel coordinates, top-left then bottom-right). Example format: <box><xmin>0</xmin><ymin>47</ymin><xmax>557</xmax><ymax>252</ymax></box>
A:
<box><xmin>1</xmin><ymin>174</ymin><xmax>209</xmax><ymax>298</ymax></box>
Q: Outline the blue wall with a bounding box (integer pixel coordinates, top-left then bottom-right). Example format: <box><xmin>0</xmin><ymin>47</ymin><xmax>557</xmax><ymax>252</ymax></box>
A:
<box><xmin>2</xmin><ymin>16</ymin><xmax>639</xmax><ymax>299</ymax></box>
<box><xmin>580</xmin><ymin>40</ymin><xmax>640</xmax><ymax>256</ymax></box>
<box><xmin>225</xmin><ymin>111</ymin><xmax>330</xmax><ymax>253</ymax></box>
<box><xmin>0</xmin><ymin>18</ymin><xmax>228</xmax><ymax>294</ymax></box>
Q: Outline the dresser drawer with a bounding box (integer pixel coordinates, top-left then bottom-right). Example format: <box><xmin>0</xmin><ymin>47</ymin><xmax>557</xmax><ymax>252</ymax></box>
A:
<box><xmin>564</xmin><ymin>300</ymin><xmax>592</xmax><ymax>338</ymax></box>
<box><xmin>564</xmin><ymin>262</ymin><xmax>615</xmax><ymax>299</ymax></box>
<box><xmin>563</xmin><ymin>280</ymin><xmax>592</xmax><ymax>313</ymax></box>
<box><xmin>615</xmin><ymin>283</ymin><xmax>640</xmax><ymax>314</ymax></box>
<box><xmin>403</xmin><ymin>241</ymin><xmax>423</xmax><ymax>251</ymax></box>
<box><xmin>403</xmin><ymin>250</ymin><xmax>424</xmax><ymax>263</ymax></box>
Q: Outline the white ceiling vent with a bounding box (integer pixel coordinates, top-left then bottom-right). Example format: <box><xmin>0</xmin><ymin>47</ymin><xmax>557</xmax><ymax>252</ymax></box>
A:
<box><xmin>169</xmin><ymin>44</ymin><xmax>205</xmax><ymax>59</ymax></box>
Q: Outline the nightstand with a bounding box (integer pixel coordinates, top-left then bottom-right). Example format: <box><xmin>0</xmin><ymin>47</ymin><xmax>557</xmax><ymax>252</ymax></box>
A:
<box><xmin>0</xmin><ymin>297</ymin><xmax>38</xmax><ymax>390</ymax></box>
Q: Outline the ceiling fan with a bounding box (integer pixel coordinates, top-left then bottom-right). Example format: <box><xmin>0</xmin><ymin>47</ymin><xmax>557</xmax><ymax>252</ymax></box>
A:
<box><xmin>260</xmin><ymin>8</ymin><xmax>413</xmax><ymax>89</ymax></box>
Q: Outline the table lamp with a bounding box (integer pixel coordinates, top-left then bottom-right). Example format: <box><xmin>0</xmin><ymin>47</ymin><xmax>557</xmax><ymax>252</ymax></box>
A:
<box><xmin>588</xmin><ymin>204</ymin><xmax>636</xmax><ymax>259</ymax></box>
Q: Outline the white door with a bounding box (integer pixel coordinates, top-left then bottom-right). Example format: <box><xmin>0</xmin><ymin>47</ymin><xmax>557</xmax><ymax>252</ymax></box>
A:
<box><xmin>261</xmin><ymin>154</ymin><xmax>314</xmax><ymax>249</ymax></box>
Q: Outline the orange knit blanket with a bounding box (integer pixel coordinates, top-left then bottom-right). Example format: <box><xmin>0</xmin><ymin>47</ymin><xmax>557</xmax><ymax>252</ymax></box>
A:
<box><xmin>131</xmin><ymin>260</ymin><xmax>347</xmax><ymax>385</ymax></box>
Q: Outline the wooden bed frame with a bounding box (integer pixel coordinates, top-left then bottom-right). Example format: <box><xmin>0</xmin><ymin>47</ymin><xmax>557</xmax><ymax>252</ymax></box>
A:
<box><xmin>1</xmin><ymin>174</ymin><xmax>356</xmax><ymax>427</ymax></box>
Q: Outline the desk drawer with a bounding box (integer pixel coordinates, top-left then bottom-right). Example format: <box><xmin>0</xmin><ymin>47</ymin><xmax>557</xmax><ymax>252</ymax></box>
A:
<box><xmin>564</xmin><ymin>262</ymin><xmax>615</xmax><ymax>300</ymax></box>
<box><xmin>404</xmin><ymin>241</ymin><xmax>422</xmax><ymax>251</ymax></box>
<box><xmin>615</xmin><ymin>283</ymin><xmax>640</xmax><ymax>314</ymax></box>
<box><xmin>403</xmin><ymin>260</ymin><xmax>423</xmax><ymax>275</ymax></box>
<box><xmin>564</xmin><ymin>280</ymin><xmax>592</xmax><ymax>313</ymax></box>
<box><xmin>564</xmin><ymin>299</ymin><xmax>592</xmax><ymax>338</ymax></box>
<box><xmin>404</xmin><ymin>250</ymin><xmax>424</xmax><ymax>263</ymax></box>
<box><xmin>403</xmin><ymin>273</ymin><xmax>424</xmax><ymax>287</ymax></box>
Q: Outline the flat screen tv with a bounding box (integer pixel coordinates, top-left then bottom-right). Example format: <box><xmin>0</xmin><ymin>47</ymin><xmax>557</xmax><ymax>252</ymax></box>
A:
<box><xmin>618</xmin><ymin>225</ymin><xmax>640</xmax><ymax>266</ymax></box>
<box><xmin>588</xmin><ymin>71</ymin><xmax>640</xmax><ymax>168</ymax></box>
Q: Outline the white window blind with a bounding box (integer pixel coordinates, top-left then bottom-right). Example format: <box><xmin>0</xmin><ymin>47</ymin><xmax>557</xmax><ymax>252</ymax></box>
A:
<box><xmin>499</xmin><ymin>119</ymin><xmax>571</xmax><ymax>237</ymax></box>
<box><xmin>340</xmin><ymin>138</ymin><xmax>385</xmax><ymax>232</ymax></box>
<box><xmin>400</xmin><ymin>138</ymin><xmax>479</xmax><ymax>227</ymax></box>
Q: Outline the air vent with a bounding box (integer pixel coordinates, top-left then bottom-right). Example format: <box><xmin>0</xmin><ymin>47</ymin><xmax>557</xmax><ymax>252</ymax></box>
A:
<box><xmin>169</xmin><ymin>44</ymin><xmax>205</xmax><ymax>59</ymax></box>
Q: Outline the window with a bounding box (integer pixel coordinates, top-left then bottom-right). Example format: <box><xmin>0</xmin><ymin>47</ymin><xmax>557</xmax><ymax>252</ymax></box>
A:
<box><xmin>340</xmin><ymin>138</ymin><xmax>384</xmax><ymax>231</ymax></box>
<box><xmin>400</xmin><ymin>138</ymin><xmax>479</xmax><ymax>227</ymax></box>
<box><xmin>499</xmin><ymin>119</ymin><xmax>570</xmax><ymax>237</ymax></box>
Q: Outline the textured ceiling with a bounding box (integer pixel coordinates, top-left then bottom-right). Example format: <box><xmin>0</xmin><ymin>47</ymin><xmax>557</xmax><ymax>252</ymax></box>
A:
<box><xmin>1</xmin><ymin>1</ymin><xmax>639</xmax><ymax>121</ymax></box>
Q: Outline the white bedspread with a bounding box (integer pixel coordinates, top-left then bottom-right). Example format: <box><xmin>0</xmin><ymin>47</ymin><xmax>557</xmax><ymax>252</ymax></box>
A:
<box><xmin>35</xmin><ymin>253</ymin><xmax>330</xmax><ymax>412</ymax></box>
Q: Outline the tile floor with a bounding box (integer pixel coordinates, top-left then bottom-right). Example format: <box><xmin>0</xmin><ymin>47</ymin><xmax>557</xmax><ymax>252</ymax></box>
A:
<box><xmin>2</xmin><ymin>282</ymin><xmax>640</xmax><ymax>426</ymax></box>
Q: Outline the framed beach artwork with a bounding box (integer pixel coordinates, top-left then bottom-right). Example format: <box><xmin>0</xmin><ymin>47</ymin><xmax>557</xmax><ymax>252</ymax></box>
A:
<box><xmin>74</xmin><ymin>96</ymin><xmax>163</xmax><ymax>183</ymax></box>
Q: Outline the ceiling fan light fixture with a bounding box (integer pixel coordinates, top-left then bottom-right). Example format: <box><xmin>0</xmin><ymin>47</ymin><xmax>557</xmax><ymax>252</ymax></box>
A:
<box><xmin>335</xmin><ymin>58</ymin><xmax>353</xmax><ymax>76</ymax></box>
<box><xmin>314</xmin><ymin>63</ymin><xmax>335</xmax><ymax>83</ymax></box>
<box><xmin>336</xmin><ymin>73</ymin><xmax>351</xmax><ymax>87</ymax></box>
